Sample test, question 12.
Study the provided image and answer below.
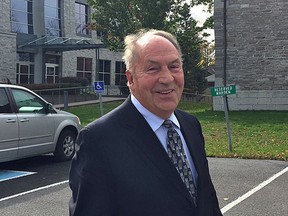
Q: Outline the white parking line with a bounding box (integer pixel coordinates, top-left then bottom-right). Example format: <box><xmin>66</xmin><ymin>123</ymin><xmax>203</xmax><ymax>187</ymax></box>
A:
<box><xmin>0</xmin><ymin>180</ymin><xmax>68</xmax><ymax>202</ymax></box>
<box><xmin>221</xmin><ymin>166</ymin><xmax>288</xmax><ymax>214</ymax></box>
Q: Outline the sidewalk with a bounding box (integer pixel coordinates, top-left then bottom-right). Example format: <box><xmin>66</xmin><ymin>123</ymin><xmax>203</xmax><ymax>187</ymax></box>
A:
<box><xmin>54</xmin><ymin>96</ymin><xmax>126</xmax><ymax>109</ymax></box>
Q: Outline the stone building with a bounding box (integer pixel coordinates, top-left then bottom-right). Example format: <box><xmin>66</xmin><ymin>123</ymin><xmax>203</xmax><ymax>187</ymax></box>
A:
<box><xmin>0</xmin><ymin>0</ymin><xmax>125</xmax><ymax>93</ymax></box>
<box><xmin>214</xmin><ymin>0</ymin><xmax>288</xmax><ymax>110</ymax></box>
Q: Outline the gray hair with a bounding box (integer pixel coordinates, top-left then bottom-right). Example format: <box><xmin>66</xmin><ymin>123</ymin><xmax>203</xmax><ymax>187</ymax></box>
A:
<box><xmin>123</xmin><ymin>29</ymin><xmax>182</xmax><ymax>72</ymax></box>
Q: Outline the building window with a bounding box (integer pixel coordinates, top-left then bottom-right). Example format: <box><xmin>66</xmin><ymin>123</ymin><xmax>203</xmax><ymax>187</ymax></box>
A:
<box><xmin>115</xmin><ymin>61</ymin><xmax>126</xmax><ymax>85</ymax></box>
<box><xmin>75</xmin><ymin>3</ymin><xmax>90</xmax><ymax>35</ymax></box>
<box><xmin>99</xmin><ymin>60</ymin><xmax>111</xmax><ymax>85</ymax></box>
<box><xmin>11</xmin><ymin>0</ymin><xmax>33</xmax><ymax>34</ymax></box>
<box><xmin>0</xmin><ymin>89</ymin><xmax>12</xmax><ymax>113</ymax></box>
<box><xmin>77</xmin><ymin>57</ymin><xmax>92</xmax><ymax>84</ymax></box>
<box><xmin>44</xmin><ymin>0</ymin><xmax>61</xmax><ymax>36</ymax></box>
<box><xmin>45</xmin><ymin>64</ymin><xmax>59</xmax><ymax>83</ymax></box>
<box><xmin>16</xmin><ymin>53</ymin><xmax>34</xmax><ymax>84</ymax></box>
<box><xmin>44</xmin><ymin>55</ymin><xmax>60</xmax><ymax>83</ymax></box>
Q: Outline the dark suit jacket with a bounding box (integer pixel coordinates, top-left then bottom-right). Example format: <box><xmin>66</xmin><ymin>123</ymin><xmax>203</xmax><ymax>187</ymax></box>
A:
<box><xmin>69</xmin><ymin>97</ymin><xmax>222</xmax><ymax>216</ymax></box>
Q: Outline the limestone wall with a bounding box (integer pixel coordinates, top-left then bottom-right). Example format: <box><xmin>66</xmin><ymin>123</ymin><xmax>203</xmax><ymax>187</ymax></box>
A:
<box><xmin>214</xmin><ymin>0</ymin><xmax>288</xmax><ymax>110</ymax></box>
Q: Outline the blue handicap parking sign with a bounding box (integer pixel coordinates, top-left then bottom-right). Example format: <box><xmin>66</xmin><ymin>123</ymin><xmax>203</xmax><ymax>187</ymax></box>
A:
<box><xmin>94</xmin><ymin>81</ymin><xmax>105</xmax><ymax>93</ymax></box>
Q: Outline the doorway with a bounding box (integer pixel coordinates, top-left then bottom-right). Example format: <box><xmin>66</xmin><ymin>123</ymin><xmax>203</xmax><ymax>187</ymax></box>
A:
<box><xmin>45</xmin><ymin>63</ymin><xmax>59</xmax><ymax>83</ymax></box>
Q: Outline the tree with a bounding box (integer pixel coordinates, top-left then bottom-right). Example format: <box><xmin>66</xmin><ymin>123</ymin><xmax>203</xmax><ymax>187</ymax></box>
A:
<box><xmin>87</xmin><ymin>0</ymin><xmax>213</xmax><ymax>93</ymax></box>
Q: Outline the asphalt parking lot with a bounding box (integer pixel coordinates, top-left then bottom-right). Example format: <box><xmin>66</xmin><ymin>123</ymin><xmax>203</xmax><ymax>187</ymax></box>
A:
<box><xmin>209</xmin><ymin>158</ymin><xmax>288</xmax><ymax>216</ymax></box>
<box><xmin>0</xmin><ymin>157</ymin><xmax>287</xmax><ymax>215</ymax></box>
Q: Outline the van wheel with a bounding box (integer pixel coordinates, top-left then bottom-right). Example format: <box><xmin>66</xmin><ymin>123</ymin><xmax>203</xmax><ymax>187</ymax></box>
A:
<box><xmin>54</xmin><ymin>129</ymin><xmax>76</xmax><ymax>161</ymax></box>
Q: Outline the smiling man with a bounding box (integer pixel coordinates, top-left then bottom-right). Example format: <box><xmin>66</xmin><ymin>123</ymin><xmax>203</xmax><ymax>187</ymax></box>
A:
<box><xmin>125</xmin><ymin>31</ymin><xmax>184</xmax><ymax>119</ymax></box>
<box><xmin>69</xmin><ymin>29</ymin><xmax>222</xmax><ymax>216</ymax></box>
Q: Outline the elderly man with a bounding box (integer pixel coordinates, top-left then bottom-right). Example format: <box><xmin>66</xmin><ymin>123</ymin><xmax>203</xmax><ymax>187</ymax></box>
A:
<box><xmin>69</xmin><ymin>29</ymin><xmax>222</xmax><ymax>216</ymax></box>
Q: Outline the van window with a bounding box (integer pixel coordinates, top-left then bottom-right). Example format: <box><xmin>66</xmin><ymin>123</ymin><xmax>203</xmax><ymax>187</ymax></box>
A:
<box><xmin>0</xmin><ymin>88</ymin><xmax>12</xmax><ymax>113</ymax></box>
<box><xmin>11</xmin><ymin>88</ymin><xmax>46</xmax><ymax>113</ymax></box>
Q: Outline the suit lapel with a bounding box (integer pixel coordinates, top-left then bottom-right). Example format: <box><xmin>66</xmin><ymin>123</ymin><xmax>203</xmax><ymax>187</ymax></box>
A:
<box><xmin>121</xmin><ymin>98</ymin><xmax>194</xmax><ymax>204</ymax></box>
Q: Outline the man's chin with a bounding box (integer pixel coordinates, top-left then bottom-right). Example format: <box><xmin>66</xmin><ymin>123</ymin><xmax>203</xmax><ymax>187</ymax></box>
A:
<box><xmin>158</xmin><ymin>103</ymin><xmax>178</xmax><ymax>113</ymax></box>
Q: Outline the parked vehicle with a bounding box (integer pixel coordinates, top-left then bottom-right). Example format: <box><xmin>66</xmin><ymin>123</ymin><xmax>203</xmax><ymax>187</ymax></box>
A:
<box><xmin>0</xmin><ymin>84</ymin><xmax>81</xmax><ymax>163</ymax></box>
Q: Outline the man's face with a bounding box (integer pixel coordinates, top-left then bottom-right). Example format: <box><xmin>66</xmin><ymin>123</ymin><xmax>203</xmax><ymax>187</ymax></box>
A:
<box><xmin>126</xmin><ymin>35</ymin><xmax>184</xmax><ymax>119</ymax></box>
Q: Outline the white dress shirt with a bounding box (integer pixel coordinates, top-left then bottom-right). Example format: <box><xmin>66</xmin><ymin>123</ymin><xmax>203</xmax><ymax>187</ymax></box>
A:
<box><xmin>131</xmin><ymin>95</ymin><xmax>198</xmax><ymax>184</ymax></box>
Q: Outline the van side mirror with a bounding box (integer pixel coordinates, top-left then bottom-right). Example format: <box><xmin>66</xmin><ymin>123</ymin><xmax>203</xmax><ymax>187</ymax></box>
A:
<box><xmin>46</xmin><ymin>103</ymin><xmax>55</xmax><ymax>113</ymax></box>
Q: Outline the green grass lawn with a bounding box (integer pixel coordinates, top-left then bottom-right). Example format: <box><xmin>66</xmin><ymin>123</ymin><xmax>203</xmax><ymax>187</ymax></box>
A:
<box><xmin>67</xmin><ymin>101</ymin><xmax>288</xmax><ymax>161</ymax></box>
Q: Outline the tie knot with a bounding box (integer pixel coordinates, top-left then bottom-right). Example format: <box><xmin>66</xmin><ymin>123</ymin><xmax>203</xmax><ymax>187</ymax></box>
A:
<box><xmin>163</xmin><ymin>120</ymin><xmax>173</xmax><ymax>129</ymax></box>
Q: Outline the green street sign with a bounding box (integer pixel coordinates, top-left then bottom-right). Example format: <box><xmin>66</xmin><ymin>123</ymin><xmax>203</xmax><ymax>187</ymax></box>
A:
<box><xmin>210</xmin><ymin>85</ymin><xmax>236</xmax><ymax>97</ymax></box>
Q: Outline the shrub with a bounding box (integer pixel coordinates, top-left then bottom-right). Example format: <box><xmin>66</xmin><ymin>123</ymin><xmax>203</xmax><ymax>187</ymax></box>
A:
<box><xmin>59</xmin><ymin>76</ymin><xmax>89</xmax><ymax>86</ymax></box>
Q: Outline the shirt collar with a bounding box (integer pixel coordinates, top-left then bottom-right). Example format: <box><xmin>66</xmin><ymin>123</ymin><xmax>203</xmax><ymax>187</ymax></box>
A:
<box><xmin>131</xmin><ymin>94</ymin><xmax>180</xmax><ymax>131</ymax></box>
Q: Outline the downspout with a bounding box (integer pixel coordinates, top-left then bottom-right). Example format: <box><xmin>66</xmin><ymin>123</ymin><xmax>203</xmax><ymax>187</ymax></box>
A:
<box><xmin>223</xmin><ymin>0</ymin><xmax>227</xmax><ymax>86</ymax></box>
<box><xmin>223</xmin><ymin>0</ymin><xmax>229</xmax><ymax>110</ymax></box>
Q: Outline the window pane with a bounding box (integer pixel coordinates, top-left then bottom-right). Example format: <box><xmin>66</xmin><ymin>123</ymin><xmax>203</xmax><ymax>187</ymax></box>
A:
<box><xmin>75</xmin><ymin>3</ymin><xmax>90</xmax><ymax>35</ymax></box>
<box><xmin>11</xmin><ymin>0</ymin><xmax>28</xmax><ymax>11</ymax></box>
<box><xmin>12</xmin><ymin>11</ymin><xmax>28</xmax><ymax>24</ymax></box>
<box><xmin>12</xmin><ymin>89</ymin><xmax>45</xmax><ymax>113</ymax></box>
<box><xmin>104</xmin><ymin>74</ymin><xmax>110</xmax><ymax>85</ymax></box>
<box><xmin>85</xmin><ymin>58</ymin><xmax>92</xmax><ymax>71</ymax></box>
<box><xmin>99</xmin><ymin>60</ymin><xmax>103</xmax><ymax>70</ymax></box>
<box><xmin>45</xmin><ymin>17</ymin><xmax>60</xmax><ymax>29</ymax></box>
<box><xmin>99</xmin><ymin>74</ymin><xmax>104</xmax><ymax>81</ymax></box>
<box><xmin>104</xmin><ymin>61</ymin><xmax>111</xmax><ymax>72</ymax></box>
<box><xmin>45</xmin><ymin>0</ymin><xmax>58</xmax><ymax>7</ymax></box>
<box><xmin>45</xmin><ymin>28</ymin><xmax>60</xmax><ymax>36</ymax></box>
<box><xmin>77</xmin><ymin>57</ymin><xmax>84</xmax><ymax>70</ymax></box>
<box><xmin>20</xmin><ymin>65</ymin><xmax>29</xmax><ymax>74</ymax></box>
<box><xmin>44</xmin><ymin>0</ymin><xmax>61</xmax><ymax>36</ymax></box>
<box><xmin>11</xmin><ymin>0</ymin><xmax>33</xmax><ymax>34</ymax></box>
<box><xmin>85</xmin><ymin>72</ymin><xmax>92</xmax><ymax>81</ymax></box>
<box><xmin>45</xmin><ymin>7</ymin><xmax>58</xmax><ymax>18</ymax></box>
<box><xmin>12</xmin><ymin>23</ymin><xmax>28</xmax><ymax>33</ymax></box>
<box><xmin>0</xmin><ymin>89</ymin><xmax>12</xmax><ymax>113</ymax></box>
<box><xmin>20</xmin><ymin>75</ymin><xmax>29</xmax><ymax>84</ymax></box>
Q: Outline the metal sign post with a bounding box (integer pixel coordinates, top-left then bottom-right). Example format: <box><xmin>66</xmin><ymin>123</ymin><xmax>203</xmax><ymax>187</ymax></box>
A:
<box><xmin>223</xmin><ymin>95</ymin><xmax>233</xmax><ymax>152</ymax></box>
<box><xmin>210</xmin><ymin>85</ymin><xmax>236</xmax><ymax>152</ymax></box>
<box><xmin>94</xmin><ymin>81</ymin><xmax>105</xmax><ymax>116</ymax></box>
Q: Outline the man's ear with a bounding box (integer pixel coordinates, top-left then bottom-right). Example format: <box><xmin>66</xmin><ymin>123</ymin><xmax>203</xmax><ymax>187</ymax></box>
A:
<box><xmin>126</xmin><ymin>70</ymin><xmax>134</xmax><ymax>87</ymax></box>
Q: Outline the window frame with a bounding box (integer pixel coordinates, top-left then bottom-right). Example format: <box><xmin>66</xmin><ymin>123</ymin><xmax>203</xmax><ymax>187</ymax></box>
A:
<box><xmin>98</xmin><ymin>60</ymin><xmax>111</xmax><ymax>85</ymax></box>
<box><xmin>75</xmin><ymin>2</ymin><xmax>91</xmax><ymax>36</ymax></box>
<box><xmin>77</xmin><ymin>57</ymin><xmax>93</xmax><ymax>84</ymax></box>
<box><xmin>44</xmin><ymin>0</ymin><xmax>61</xmax><ymax>36</ymax></box>
<box><xmin>10</xmin><ymin>0</ymin><xmax>33</xmax><ymax>34</ymax></box>
<box><xmin>115</xmin><ymin>61</ymin><xmax>126</xmax><ymax>86</ymax></box>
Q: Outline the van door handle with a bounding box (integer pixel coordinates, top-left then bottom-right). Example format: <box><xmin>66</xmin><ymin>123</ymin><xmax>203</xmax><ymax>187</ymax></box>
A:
<box><xmin>20</xmin><ymin>118</ymin><xmax>29</xmax><ymax>123</ymax></box>
<box><xmin>6</xmin><ymin>119</ymin><xmax>16</xmax><ymax>123</ymax></box>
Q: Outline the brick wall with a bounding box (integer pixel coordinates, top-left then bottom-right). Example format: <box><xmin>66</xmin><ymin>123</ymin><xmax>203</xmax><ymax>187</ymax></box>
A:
<box><xmin>214</xmin><ymin>0</ymin><xmax>288</xmax><ymax>110</ymax></box>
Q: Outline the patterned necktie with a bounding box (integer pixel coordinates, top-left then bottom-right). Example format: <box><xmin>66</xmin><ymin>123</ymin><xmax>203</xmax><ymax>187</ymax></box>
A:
<box><xmin>163</xmin><ymin>120</ymin><xmax>197</xmax><ymax>206</ymax></box>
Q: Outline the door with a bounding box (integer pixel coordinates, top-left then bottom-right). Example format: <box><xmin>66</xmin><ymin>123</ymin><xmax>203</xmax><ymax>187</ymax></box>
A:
<box><xmin>45</xmin><ymin>63</ymin><xmax>59</xmax><ymax>83</ymax></box>
<box><xmin>0</xmin><ymin>88</ymin><xmax>18</xmax><ymax>162</ymax></box>
<box><xmin>10</xmin><ymin>88</ymin><xmax>55</xmax><ymax>157</ymax></box>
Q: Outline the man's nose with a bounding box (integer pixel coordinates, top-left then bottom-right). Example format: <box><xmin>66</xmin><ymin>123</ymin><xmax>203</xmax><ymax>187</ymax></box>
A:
<box><xmin>158</xmin><ymin>67</ymin><xmax>174</xmax><ymax>83</ymax></box>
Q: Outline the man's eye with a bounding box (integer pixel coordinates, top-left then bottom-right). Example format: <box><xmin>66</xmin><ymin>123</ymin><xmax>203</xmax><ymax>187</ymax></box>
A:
<box><xmin>170</xmin><ymin>64</ymin><xmax>181</xmax><ymax>70</ymax></box>
<box><xmin>147</xmin><ymin>67</ymin><xmax>158</xmax><ymax>73</ymax></box>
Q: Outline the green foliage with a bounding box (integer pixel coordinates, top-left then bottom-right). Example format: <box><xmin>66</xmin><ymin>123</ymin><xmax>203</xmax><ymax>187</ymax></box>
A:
<box><xmin>87</xmin><ymin>0</ymin><xmax>172</xmax><ymax>51</ymax></box>
<box><xmin>87</xmin><ymin>0</ymin><xmax>213</xmax><ymax>93</ymax></box>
